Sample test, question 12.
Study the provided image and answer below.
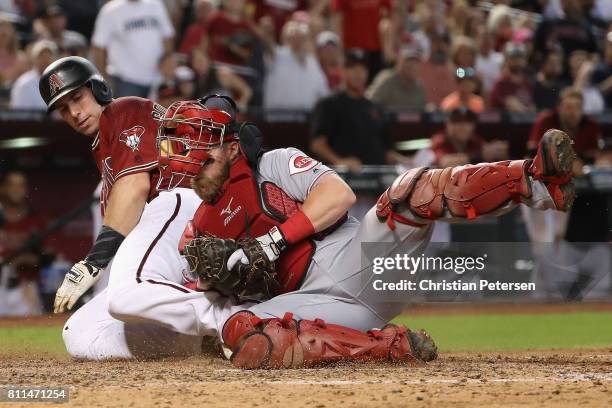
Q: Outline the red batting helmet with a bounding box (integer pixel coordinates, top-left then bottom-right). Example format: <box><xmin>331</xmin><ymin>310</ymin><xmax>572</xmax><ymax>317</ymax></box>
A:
<box><xmin>156</xmin><ymin>99</ymin><xmax>239</xmax><ymax>190</ymax></box>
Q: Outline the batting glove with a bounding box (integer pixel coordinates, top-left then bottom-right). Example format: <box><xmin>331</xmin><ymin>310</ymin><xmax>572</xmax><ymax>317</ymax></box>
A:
<box><xmin>54</xmin><ymin>260</ymin><xmax>103</xmax><ymax>313</ymax></box>
<box><xmin>227</xmin><ymin>226</ymin><xmax>287</xmax><ymax>270</ymax></box>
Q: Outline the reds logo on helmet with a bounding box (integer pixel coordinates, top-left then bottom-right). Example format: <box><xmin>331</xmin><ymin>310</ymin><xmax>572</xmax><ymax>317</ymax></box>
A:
<box><xmin>49</xmin><ymin>73</ymin><xmax>65</xmax><ymax>96</ymax></box>
<box><xmin>119</xmin><ymin>125</ymin><xmax>145</xmax><ymax>151</ymax></box>
<box><xmin>288</xmin><ymin>153</ymin><xmax>318</xmax><ymax>175</ymax></box>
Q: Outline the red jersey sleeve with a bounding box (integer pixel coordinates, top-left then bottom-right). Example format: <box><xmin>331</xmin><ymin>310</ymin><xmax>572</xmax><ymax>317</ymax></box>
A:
<box><xmin>98</xmin><ymin>97</ymin><xmax>162</xmax><ymax>180</ymax></box>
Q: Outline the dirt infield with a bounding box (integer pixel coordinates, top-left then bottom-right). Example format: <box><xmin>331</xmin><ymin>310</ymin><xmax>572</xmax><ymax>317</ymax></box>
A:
<box><xmin>1</xmin><ymin>350</ymin><xmax>610</xmax><ymax>407</ymax></box>
<box><xmin>2</xmin><ymin>303</ymin><xmax>611</xmax><ymax>407</ymax></box>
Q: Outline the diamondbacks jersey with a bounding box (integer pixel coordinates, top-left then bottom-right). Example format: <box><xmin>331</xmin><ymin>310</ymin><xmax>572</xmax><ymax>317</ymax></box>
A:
<box><xmin>92</xmin><ymin>96</ymin><xmax>165</xmax><ymax>215</ymax></box>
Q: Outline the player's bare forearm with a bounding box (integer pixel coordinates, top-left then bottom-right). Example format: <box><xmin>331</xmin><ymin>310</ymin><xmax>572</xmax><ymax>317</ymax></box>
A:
<box><xmin>103</xmin><ymin>172</ymin><xmax>150</xmax><ymax>236</ymax></box>
<box><xmin>302</xmin><ymin>173</ymin><xmax>356</xmax><ymax>232</ymax></box>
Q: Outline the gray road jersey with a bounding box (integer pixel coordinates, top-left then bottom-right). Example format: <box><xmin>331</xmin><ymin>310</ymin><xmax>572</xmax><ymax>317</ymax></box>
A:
<box><xmin>255</xmin><ymin>148</ymin><xmax>361</xmax><ymax>270</ymax></box>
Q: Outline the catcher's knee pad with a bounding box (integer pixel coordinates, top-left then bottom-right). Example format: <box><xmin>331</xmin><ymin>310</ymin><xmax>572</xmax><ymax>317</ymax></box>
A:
<box><xmin>222</xmin><ymin>311</ymin><xmax>429</xmax><ymax>369</ymax></box>
<box><xmin>377</xmin><ymin>161</ymin><xmax>532</xmax><ymax>228</ymax></box>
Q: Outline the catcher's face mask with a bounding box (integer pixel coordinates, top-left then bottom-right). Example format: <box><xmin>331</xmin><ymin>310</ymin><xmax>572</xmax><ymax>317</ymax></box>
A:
<box><xmin>156</xmin><ymin>100</ymin><xmax>238</xmax><ymax>191</ymax></box>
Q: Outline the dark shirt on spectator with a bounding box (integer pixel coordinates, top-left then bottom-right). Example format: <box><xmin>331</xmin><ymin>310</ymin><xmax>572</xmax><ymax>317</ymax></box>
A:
<box><xmin>534</xmin><ymin>18</ymin><xmax>597</xmax><ymax>77</ymax></box>
<box><xmin>528</xmin><ymin>110</ymin><xmax>600</xmax><ymax>162</ymax></box>
<box><xmin>0</xmin><ymin>210</ymin><xmax>45</xmax><ymax>285</ymax></box>
<box><xmin>430</xmin><ymin>132</ymin><xmax>484</xmax><ymax>166</ymax></box>
<box><xmin>533</xmin><ymin>79</ymin><xmax>567</xmax><ymax>111</ymax></box>
<box><xmin>310</xmin><ymin>92</ymin><xmax>391</xmax><ymax>165</ymax></box>
<box><xmin>489</xmin><ymin>74</ymin><xmax>534</xmax><ymax>110</ymax></box>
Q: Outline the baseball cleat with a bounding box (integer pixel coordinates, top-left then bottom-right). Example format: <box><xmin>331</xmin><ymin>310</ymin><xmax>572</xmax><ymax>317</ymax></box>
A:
<box><xmin>529</xmin><ymin>129</ymin><xmax>577</xmax><ymax>211</ymax></box>
<box><xmin>530</xmin><ymin>129</ymin><xmax>576</xmax><ymax>180</ymax></box>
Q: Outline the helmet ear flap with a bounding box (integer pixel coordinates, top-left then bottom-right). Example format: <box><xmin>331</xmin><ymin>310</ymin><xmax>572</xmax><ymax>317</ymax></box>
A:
<box><xmin>238</xmin><ymin>122</ymin><xmax>263</xmax><ymax>167</ymax></box>
<box><xmin>90</xmin><ymin>79</ymin><xmax>113</xmax><ymax>105</ymax></box>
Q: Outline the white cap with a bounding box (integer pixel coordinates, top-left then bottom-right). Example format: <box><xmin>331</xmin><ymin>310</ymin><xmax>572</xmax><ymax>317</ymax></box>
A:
<box><xmin>175</xmin><ymin>65</ymin><xmax>195</xmax><ymax>82</ymax></box>
<box><xmin>316</xmin><ymin>31</ymin><xmax>340</xmax><ymax>48</ymax></box>
<box><xmin>30</xmin><ymin>40</ymin><xmax>58</xmax><ymax>58</ymax></box>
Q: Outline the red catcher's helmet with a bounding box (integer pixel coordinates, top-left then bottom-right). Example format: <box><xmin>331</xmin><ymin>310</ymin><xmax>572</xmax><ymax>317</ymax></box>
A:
<box><xmin>156</xmin><ymin>100</ymin><xmax>238</xmax><ymax>191</ymax></box>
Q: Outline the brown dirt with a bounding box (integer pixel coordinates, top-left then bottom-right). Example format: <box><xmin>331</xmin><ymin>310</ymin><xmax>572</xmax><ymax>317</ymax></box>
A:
<box><xmin>1</xmin><ymin>350</ymin><xmax>611</xmax><ymax>407</ymax></box>
<box><xmin>2</xmin><ymin>304</ymin><xmax>611</xmax><ymax>407</ymax></box>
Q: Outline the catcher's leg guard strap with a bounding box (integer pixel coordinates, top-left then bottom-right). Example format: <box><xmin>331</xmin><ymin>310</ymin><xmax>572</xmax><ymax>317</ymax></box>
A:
<box><xmin>222</xmin><ymin>312</ymin><xmax>424</xmax><ymax>369</ymax></box>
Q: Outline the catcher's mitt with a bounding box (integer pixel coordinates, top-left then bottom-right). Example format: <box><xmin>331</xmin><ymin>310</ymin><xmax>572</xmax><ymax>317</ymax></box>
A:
<box><xmin>182</xmin><ymin>236</ymin><xmax>280</xmax><ymax>299</ymax></box>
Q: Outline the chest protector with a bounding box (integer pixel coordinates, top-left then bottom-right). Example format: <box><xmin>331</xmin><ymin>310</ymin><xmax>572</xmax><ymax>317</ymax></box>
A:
<box><xmin>192</xmin><ymin>156</ymin><xmax>315</xmax><ymax>294</ymax></box>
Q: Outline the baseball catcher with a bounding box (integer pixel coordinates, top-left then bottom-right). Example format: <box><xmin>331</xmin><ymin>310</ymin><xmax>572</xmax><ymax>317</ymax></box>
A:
<box><xmin>159</xmin><ymin>97</ymin><xmax>575</xmax><ymax>369</ymax></box>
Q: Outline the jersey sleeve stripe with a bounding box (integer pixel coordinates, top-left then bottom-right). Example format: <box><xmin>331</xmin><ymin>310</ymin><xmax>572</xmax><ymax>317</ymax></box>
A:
<box><xmin>115</xmin><ymin>161</ymin><xmax>158</xmax><ymax>179</ymax></box>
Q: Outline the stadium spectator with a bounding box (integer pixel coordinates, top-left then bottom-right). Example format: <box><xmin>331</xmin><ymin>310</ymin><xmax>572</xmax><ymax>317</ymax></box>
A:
<box><xmin>37</xmin><ymin>5</ymin><xmax>88</xmax><ymax>57</ymax></box>
<box><xmin>207</xmin><ymin>0</ymin><xmax>257</xmax><ymax>69</ymax></box>
<box><xmin>380</xmin><ymin>1</ymin><xmax>433</xmax><ymax>65</ymax></box>
<box><xmin>428</xmin><ymin>107</ymin><xmax>509</xmax><ymax>168</ymax></box>
<box><xmin>490</xmin><ymin>42</ymin><xmax>535</xmax><ymax>112</ymax></box>
<box><xmin>486</xmin><ymin>4</ymin><xmax>514</xmax><ymax>52</ymax></box>
<box><xmin>175</xmin><ymin>66</ymin><xmax>197</xmax><ymax>100</ymax></box>
<box><xmin>0</xmin><ymin>170</ymin><xmax>45</xmax><ymax>317</ymax></box>
<box><xmin>56</xmin><ymin>0</ymin><xmax>101</xmax><ymax>39</ymax></box>
<box><xmin>179</xmin><ymin>0</ymin><xmax>213</xmax><ymax>56</ymax></box>
<box><xmin>451</xmin><ymin>36</ymin><xmax>477</xmax><ymax>68</ymax></box>
<box><xmin>569</xmin><ymin>49</ymin><xmax>605</xmax><ymax>114</ymax></box>
<box><xmin>0</xmin><ymin>17</ymin><xmax>27</xmax><ymax>87</ymax></box>
<box><xmin>249</xmin><ymin>0</ymin><xmax>309</xmax><ymax>41</ymax></box>
<box><xmin>330</xmin><ymin>0</ymin><xmax>391</xmax><ymax>81</ymax></box>
<box><xmin>190</xmin><ymin>48</ymin><xmax>252</xmax><ymax>112</ymax></box>
<box><xmin>475</xmin><ymin>29</ymin><xmax>504</xmax><ymax>95</ymax></box>
<box><xmin>441</xmin><ymin>67</ymin><xmax>484</xmax><ymax>113</ymax></box>
<box><xmin>263</xmin><ymin>19</ymin><xmax>328</xmax><ymax>111</ymax></box>
<box><xmin>150</xmin><ymin>52</ymin><xmax>179</xmax><ymax>106</ymax></box>
<box><xmin>10</xmin><ymin>40</ymin><xmax>58</xmax><ymax>110</ymax></box>
<box><xmin>528</xmin><ymin>87</ymin><xmax>601</xmax><ymax>173</ymax></box>
<box><xmin>533</xmin><ymin>49</ymin><xmax>566</xmax><ymax>111</ymax></box>
<box><xmin>315</xmin><ymin>30</ymin><xmax>343</xmax><ymax>92</ymax></box>
<box><xmin>310</xmin><ymin>49</ymin><xmax>408</xmax><ymax>173</ymax></box>
<box><xmin>534</xmin><ymin>0</ymin><xmax>598</xmax><ymax>79</ymax></box>
<box><xmin>91</xmin><ymin>0</ymin><xmax>175</xmax><ymax>98</ymax></box>
<box><xmin>416</xmin><ymin>25</ymin><xmax>455</xmax><ymax>107</ymax></box>
<box><xmin>590</xmin><ymin>31</ymin><xmax>612</xmax><ymax>109</ymax></box>
<box><xmin>366</xmin><ymin>46</ymin><xmax>427</xmax><ymax>111</ymax></box>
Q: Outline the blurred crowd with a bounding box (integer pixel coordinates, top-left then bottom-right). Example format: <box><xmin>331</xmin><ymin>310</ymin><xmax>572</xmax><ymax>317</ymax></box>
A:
<box><xmin>1</xmin><ymin>0</ymin><xmax>612</xmax><ymax>113</ymax></box>
<box><xmin>1</xmin><ymin>0</ymin><xmax>612</xmax><ymax>316</ymax></box>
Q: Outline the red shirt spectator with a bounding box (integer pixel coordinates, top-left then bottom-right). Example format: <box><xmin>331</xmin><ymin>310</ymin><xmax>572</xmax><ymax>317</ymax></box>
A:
<box><xmin>207</xmin><ymin>4</ymin><xmax>255</xmax><ymax>66</ymax></box>
<box><xmin>179</xmin><ymin>0</ymin><xmax>214</xmax><ymax>55</ymax></box>
<box><xmin>529</xmin><ymin>112</ymin><xmax>600</xmax><ymax>163</ymax></box>
<box><xmin>330</xmin><ymin>0</ymin><xmax>391</xmax><ymax>51</ymax></box>
<box><xmin>489</xmin><ymin>73</ymin><xmax>534</xmax><ymax>110</ymax></box>
<box><xmin>430</xmin><ymin>131</ymin><xmax>484</xmax><ymax>166</ymax></box>
<box><xmin>528</xmin><ymin>88</ymin><xmax>600</xmax><ymax>163</ymax></box>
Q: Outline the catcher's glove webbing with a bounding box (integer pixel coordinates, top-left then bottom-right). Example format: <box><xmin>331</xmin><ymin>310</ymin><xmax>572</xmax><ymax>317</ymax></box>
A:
<box><xmin>182</xmin><ymin>236</ymin><xmax>280</xmax><ymax>299</ymax></box>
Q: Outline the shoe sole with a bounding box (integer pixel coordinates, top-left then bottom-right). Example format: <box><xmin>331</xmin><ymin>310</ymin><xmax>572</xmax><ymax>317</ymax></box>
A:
<box><xmin>540</xmin><ymin>129</ymin><xmax>577</xmax><ymax>177</ymax></box>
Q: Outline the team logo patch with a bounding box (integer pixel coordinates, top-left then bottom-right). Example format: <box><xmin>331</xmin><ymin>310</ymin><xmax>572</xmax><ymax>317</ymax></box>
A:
<box><xmin>288</xmin><ymin>153</ymin><xmax>318</xmax><ymax>175</ymax></box>
<box><xmin>119</xmin><ymin>125</ymin><xmax>145</xmax><ymax>151</ymax></box>
<box><xmin>48</xmin><ymin>73</ymin><xmax>65</xmax><ymax>96</ymax></box>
